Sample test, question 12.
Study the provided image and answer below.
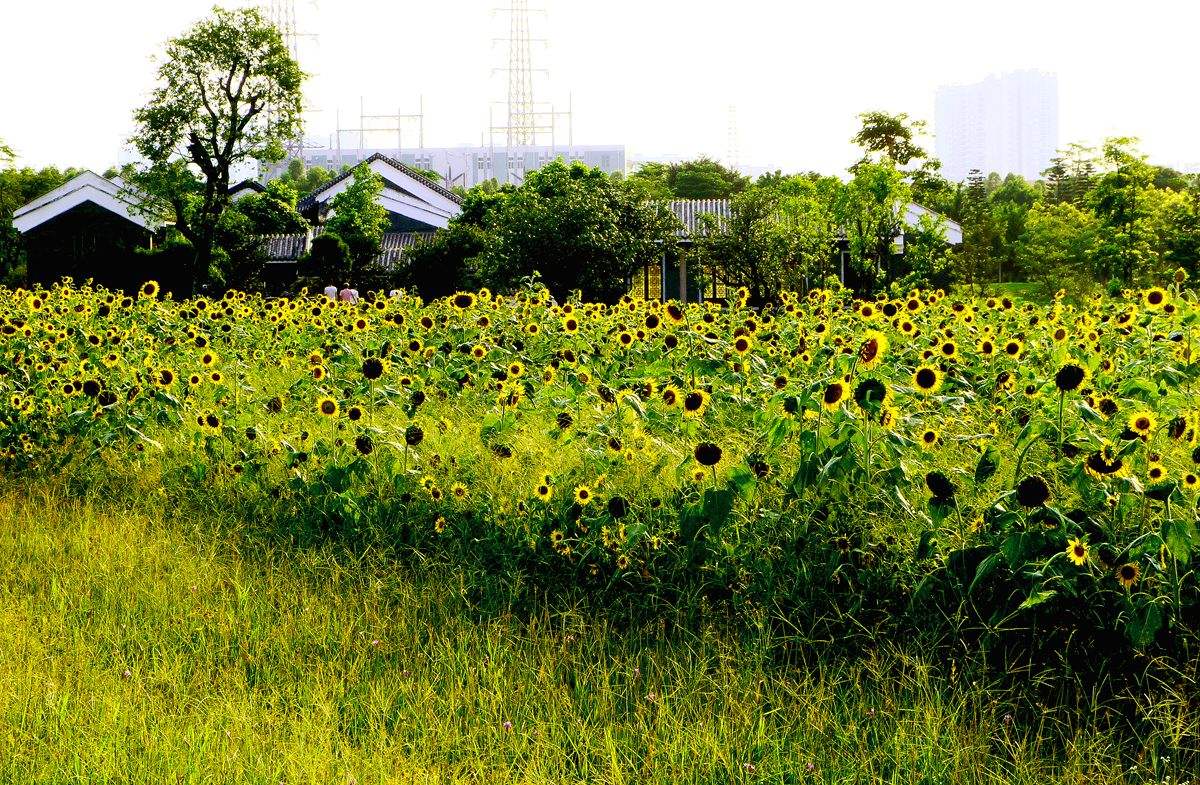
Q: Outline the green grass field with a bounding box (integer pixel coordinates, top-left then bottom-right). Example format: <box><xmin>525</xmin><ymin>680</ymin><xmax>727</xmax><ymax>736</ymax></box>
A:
<box><xmin>1</xmin><ymin>485</ymin><xmax>1187</xmax><ymax>784</ymax></box>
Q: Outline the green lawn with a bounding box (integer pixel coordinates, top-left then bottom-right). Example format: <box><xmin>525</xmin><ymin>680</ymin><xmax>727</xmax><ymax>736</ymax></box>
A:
<box><xmin>0</xmin><ymin>486</ymin><xmax>1180</xmax><ymax>784</ymax></box>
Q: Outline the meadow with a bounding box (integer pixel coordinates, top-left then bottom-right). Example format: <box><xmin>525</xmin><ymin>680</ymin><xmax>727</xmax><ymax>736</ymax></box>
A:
<box><xmin>1</xmin><ymin>276</ymin><xmax>1199</xmax><ymax>779</ymax></box>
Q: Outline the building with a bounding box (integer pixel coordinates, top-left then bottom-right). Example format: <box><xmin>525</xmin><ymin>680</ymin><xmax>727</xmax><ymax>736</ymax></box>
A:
<box><xmin>11</xmin><ymin>171</ymin><xmax>159</xmax><ymax>288</ymax></box>
<box><xmin>297</xmin><ymin>153</ymin><xmax>463</xmax><ymax>231</ymax></box>
<box><xmin>264</xmin><ymin>144</ymin><xmax>627</xmax><ymax>188</ymax></box>
<box><xmin>935</xmin><ymin>70</ymin><xmax>1059</xmax><ymax>182</ymax></box>
<box><xmin>631</xmin><ymin>199</ymin><xmax>963</xmax><ymax>303</ymax></box>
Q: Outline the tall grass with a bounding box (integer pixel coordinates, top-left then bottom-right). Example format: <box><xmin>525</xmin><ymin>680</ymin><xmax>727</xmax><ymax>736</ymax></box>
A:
<box><xmin>1</xmin><ymin>486</ymin><xmax>1190</xmax><ymax>784</ymax></box>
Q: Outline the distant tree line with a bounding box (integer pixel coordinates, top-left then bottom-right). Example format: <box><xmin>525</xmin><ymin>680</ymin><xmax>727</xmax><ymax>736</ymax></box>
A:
<box><xmin>3</xmin><ymin>7</ymin><xmax>1198</xmax><ymax>302</ymax></box>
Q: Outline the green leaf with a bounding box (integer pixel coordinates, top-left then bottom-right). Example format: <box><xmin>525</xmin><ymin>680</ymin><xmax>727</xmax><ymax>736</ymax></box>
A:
<box><xmin>1018</xmin><ymin>590</ymin><xmax>1057</xmax><ymax>610</ymax></box>
<box><xmin>1126</xmin><ymin>602</ymin><xmax>1163</xmax><ymax>648</ymax></box>
<box><xmin>974</xmin><ymin>444</ymin><xmax>999</xmax><ymax>485</ymax></box>
<box><xmin>1161</xmin><ymin>519</ymin><xmax>1197</xmax><ymax>562</ymax></box>
<box><xmin>968</xmin><ymin>551</ymin><xmax>1004</xmax><ymax>596</ymax></box>
<box><xmin>729</xmin><ymin>467</ymin><xmax>756</xmax><ymax>502</ymax></box>
<box><xmin>915</xmin><ymin>530</ymin><xmax>938</xmax><ymax>561</ymax></box>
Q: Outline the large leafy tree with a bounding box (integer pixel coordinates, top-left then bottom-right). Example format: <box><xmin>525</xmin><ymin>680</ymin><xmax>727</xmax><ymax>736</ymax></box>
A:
<box><xmin>475</xmin><ymin>161</ymin><xmax>679</xmax><ymax>303</ymax></box>
<box><xmin>839</xmin><ymin>161</ymin><xmax>911</xmax><ymax>296</ymax></box>
<box><xmin>128</xmin><ymin>6</ymin><xmax>303</xmax><ymax>286</ymax></box>
<box><xmin>693</xmin><ymin>177</ymin><xmax>840</xmax><ymax>304</ymax></box>
<box><xmin>627</xmin><ymin>157</ymin><xmax>749</xmax><ymax>200</ymax></box>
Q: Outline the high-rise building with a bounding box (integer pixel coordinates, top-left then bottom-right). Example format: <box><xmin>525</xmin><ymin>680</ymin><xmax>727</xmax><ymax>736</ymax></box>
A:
<box><xmin>935</xmin><ymin>70</ymin><xmax>1059</xmax><ymax>182</ymax></box>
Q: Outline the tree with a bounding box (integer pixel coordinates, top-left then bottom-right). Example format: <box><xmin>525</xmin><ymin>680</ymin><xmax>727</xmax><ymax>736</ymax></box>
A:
<box><xmin>852</xmin><ymin>111</ymin><xmax>930</xmax><ymax>169</ymax></box>
<box><xmin>234</xmin><ymin>179</ymin><xmax>306</xmax><ymax>234</ymax></box>
<box><xmin>275</xmin><ymin>157</ymin><xmax>333</xmax><ymax>198</ymax></box>
<box><xmin>323</xmin><ymin>163</ymin><xmax>388</xmax><ymax>276</ymax></box>
<box><xmin>1018</xmin><ymin>203</ymin><xmax>1101</xmax><ymax>299</ymax></box>
<box><xmin>128</xmin><ymin>6</ymin><xmax>303</xmax><ymax>290</ymax></box>
<box><xmin>398</xmin><ymin>223</ymin><xmax>488</xmax><ymax>299</ymax></box>
<box><xmin>1089</xmin><ymin>138</ymin><xmax>1157</xmax><ymax>284</ymax></box>
<box><xmin>473</xmin><ymin>161</ymin><xmax>679</xmax><ymax>303</ymax></box>
<box><xmin>693</xmin><ymin>176</ymin><xmax>841</xmax><ymax>304</ymax></box>
<box><xmin>839</xmin><ymin>161</ymin><xmax>911</xmax><ymax>296</ymax></box>
<box><xmin>627</xmin><ymin>157</ymin><xmax>749</xmax><ymax>200</ymax></box>
<box><xmin>0</xmin><ymin>139</ymin><xmax>12</xmax><ymax>164</ymax></box>
<box><xmin>955</xmin><ymin>169</ymin><xmax>997</xmax><ymax>290</ymax></box>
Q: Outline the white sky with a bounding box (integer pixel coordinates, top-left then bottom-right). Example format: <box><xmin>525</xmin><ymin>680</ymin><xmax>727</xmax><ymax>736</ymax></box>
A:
<box><xmin>2</xmin><ymin>0</ymin><xmax>1199</xmax><ymax>175</ymax></box>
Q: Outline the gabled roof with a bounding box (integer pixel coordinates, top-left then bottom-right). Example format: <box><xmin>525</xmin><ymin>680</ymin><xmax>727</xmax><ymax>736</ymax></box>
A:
<box><xmin>298</xmin><ymin>152</ymin><xmax>463</xmax><ymax>212</ymax></box>
<box><xmin>12</xmin><ymin>171</ymin><xmax>158</xmax><ymax>234</ymax></box>
<box><xmin>229</xmin><ymin>179</ymin><xmax>266</xmax><ymax>200</ymax></box>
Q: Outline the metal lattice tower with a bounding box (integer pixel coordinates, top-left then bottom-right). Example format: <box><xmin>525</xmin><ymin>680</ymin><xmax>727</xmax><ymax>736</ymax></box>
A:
<box><xmin>268</xmin><ymin>0</ymin><xmax>300</xmax><ymax>63</ymax></box>
<box><xmin>726</xmin><ymin>104</ymin><xmax>740</xmax><ymax>172</ymax></box>
<box><xmin>504</xmin><ymin>0</ymin><xmax>536</xmax><ymax>148</ymax></box>
<box><xmin>489</xmin><ymin>1</ymin><xmax>573</xmax><ymax>182</ymax></box>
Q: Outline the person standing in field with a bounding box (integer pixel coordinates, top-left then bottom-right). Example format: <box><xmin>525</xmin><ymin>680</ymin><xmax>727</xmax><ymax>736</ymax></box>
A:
<box><xmin>323</xmin><ymin>284</ymin><xmax>338</xmax><ymax>300</ymax></box>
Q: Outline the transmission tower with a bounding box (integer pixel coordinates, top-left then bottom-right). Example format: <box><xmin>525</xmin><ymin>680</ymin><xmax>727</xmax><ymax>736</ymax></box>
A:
<box><xmin>263</xmin><ymin>0</ymin><xmax>322</xmax><ymax>171</ymax></box>
<box><xmin>726</xmin><ymin>104</ymin><xmax>740</xmax><ymax>172</ymax></box>
<box><xmin>503</xmin><ymin>0</ymin><xmax>535</xmax><ymax>148</ymax></box>
<box><xmin>489</xmin><ymin>1</ymin><xmax>572</xmax><ymax>182</ymax></box>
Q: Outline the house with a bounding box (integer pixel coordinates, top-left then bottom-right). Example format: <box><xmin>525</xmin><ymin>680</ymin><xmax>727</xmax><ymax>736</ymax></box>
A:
<box><xmin>11</xmin><ymin>171</ymin><xmax>159</xmax><ymax>288</ymax></box>
<box><xmin>631</xmin><ymin>198</ymin><xmax>964</xmax><ymax>303</ymax></box>
<box><xmin>297</xmin><ymin>153</ymin><xmax>463</xmax><ymax>232</ymax></box>
<box><xmin>228</xmin><ymin>180</ymin><xmax>266</xmax><ymax>201</ymax></box>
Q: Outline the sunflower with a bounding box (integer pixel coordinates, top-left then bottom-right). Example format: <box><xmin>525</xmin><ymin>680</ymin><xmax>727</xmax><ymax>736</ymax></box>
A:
<box><xmin>508</xmin><ymin>361</ymin><xmax>525</xmax><ymax>378</ymax></box>
<box><xmin>822</xmin><ymin>380</ymin><xmax>847</xmax><ymax>411</ymax></box>
<box><xmin>534</xmin><ymin>482</ymin><xmax>553</xmax><ymax>502</ymax></box>
<box><xmin>1128</xmin><ymin>410</ymin><xmax>1157</xmax><ymax>438</ymax></box>
<box><xmin>693</xmin><ymin>442</ymin><xmax>723</xmax><ymax>467</ymax></box>
<box><xmin>139</xmin><ymin>280</ymin><xmax>159</xmax><ymax>299</ymax></box>
<box><xmin>912</xmin><ymin>365</ymin><xmax>943</xmax><ymax>395</ymax></box>
<box><xmin>1066</xmin><ymin>537</ymin><xmax>1089</xmax><ymax>566</ymax></box>
<box><xmin>682</xmin><ymin>389</ymin><xmax>710</xmax><ymax>418</ymax></box>
<box><xmin>451</xmin><ymin>482</ymin><xmax>469</xmax><ymax>500</ymax></box>
<box><xmin>1116</xmin><ymin>562</ymin><xmax>1140</xmax><ymax>589</ymax></box>
<box><xmin>1016</xmin><ymin>475</ymin><xmax>1051</xmax><ymax>507</ymax></box>
<box><xmin>977</xmin><ymin>338</ymin><xmax>996</xmax><ymax>356</ymax></box>
<box><xmin>1143</xmin><ymin>287</ymin><xmax>1169</xmax><ymax>310</ymax></box>
<box><xmin>451</xmin><ymin>292</ymin><xmax>476</xmax><ymax>310</ymax></box>
<box><xmin>317</xmin><ymin>396</ymin><xmax>339</xmax><ymax>417</ymax></box>
<box><xmin>918</xmin><ymin>428</ymin><xmax>940</xmax><ymax>450</ymax></box>
<box><xmin>154</xmin><ymin>368</ymin><xmax>176</xmax><ymax>387</ymax></box>
<box><xmin>1002</xmin><ymin>339</ymin><xmax>1023</xmax><ymax>358</ymax></box>
<box><xmin>362</xmin><ymin>357</ymin><xmax>388</xmax><ymax>380</ymax></box>
<box><xmin>434</xmin><ymin>516</ymin><xmax>447</xmax><ymax>534</ymax></box>
<box><xmin>857</xmin><ymin>330</ymin><xmax>888</xmax><ymax>370</ymax></box>
<box><xmin>1185</xmin><ymin>472</ymin><xmax>1199</xmax><ymax>490</ymax></box>
<box><xmin>573</xmin><ymin>485</ymin><xmax>593</xmax><ymax>506</ymax></box>
<box><xmin>732</xmin><ymin>335</ymin><xmax>754</xmax><ymax>354</ymax></box>
<box><xmin>1054</xmin><ymin>361</ymin><xmax>1089</xmax><ymax>393</ymax></box>
<box><xmin>1085</xmin><ymin>443</ymin><xmax>1127</xmax><ymax>478</ymax></box>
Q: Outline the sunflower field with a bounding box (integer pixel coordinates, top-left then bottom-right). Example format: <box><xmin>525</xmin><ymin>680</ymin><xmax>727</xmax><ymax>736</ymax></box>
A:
<box><xmin>2</xmin><ymin>275</ymin><xmax>1199</xmax><ymax>669</ymax></box>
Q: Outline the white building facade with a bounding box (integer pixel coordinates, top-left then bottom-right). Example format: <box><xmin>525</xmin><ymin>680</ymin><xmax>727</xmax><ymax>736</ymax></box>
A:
<box><xmin>935</xmin><ymin>70</ymin><xmax>1059</xmax><ymax>182</ymax></box>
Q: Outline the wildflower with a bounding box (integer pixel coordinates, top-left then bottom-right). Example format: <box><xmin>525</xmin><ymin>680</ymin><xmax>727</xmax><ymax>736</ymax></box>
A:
<box><xmin>1066</xmin><ymin>537</ymin><xmax>1089</xmax><ymax>566</ymax></box>
<box><xmin>912</xmin><ymin>365</ymin><xmax>943</xmax><ymax>395</ymax></box>
<box><xmin>858</xmin><ymin>330</ymin><xmax>888</xmax><ymax>370</ymax></box>
<box><xmin>1016</xmin><ymin>475</ymin><xmax>1051</xmax><ymax>508</ymax></box>
<box><xmin>1116</xmin><ymin>562</ymin><xmax>1140</xmax><ymax>589</ymax></box>
<box><xmin>693</xmin><ymin>442</ymin><xmax>723</xmax><ymax>467</ymax></box>
<box><xmin>573</xmin><ymin>485</ymin><xmax>593</xmax><ymax>506</ymax></box>
<box><xmin>1054</xmin><ymin>361</ymin><xmax>1089</xmax><ymax>393</ymax></box>
<box><xmin>317</xmin><ymin>397</ymin><xmax>339</xmax><ymax>417</ymax></box>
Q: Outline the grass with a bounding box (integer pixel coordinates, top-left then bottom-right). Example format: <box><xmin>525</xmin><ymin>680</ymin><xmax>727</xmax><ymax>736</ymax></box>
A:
<box><xmin>0</xmin><ymin>485</ymin><xmax>1187</xmax><ymax>784</ymax></box>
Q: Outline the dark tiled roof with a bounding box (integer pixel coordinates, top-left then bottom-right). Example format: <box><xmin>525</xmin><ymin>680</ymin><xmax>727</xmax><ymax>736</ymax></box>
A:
<box><xmin>260</xmin><ymin>230</ymin><xmax>434</xmax><ymax>266</ymax></box>
<box><xmin>297</xmin><ymin>153</ymin><xmax>463</xmax><ymax>212</ymax></box>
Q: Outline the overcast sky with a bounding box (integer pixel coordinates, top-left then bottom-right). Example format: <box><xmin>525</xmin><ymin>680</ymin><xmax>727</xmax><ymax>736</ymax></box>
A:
<box><xmin>3</xmin><ymin>0</ymin><xmax>1198</xmax><ymax>175</ymax></box>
